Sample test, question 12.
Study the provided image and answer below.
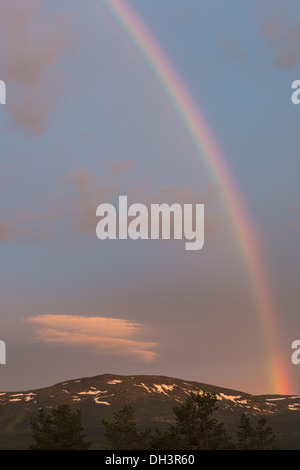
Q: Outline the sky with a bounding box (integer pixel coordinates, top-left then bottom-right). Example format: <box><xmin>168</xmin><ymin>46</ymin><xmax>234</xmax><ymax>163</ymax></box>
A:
<box><xmin>0</xmin><ymin>0</ymin><xmax>299</xmax><ymax>396</ymax></box>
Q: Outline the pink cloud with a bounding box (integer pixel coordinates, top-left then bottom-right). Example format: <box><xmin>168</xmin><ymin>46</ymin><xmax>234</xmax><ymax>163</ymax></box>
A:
<box><xmin>26</xmin><ymin>314</ymin><xmax>158</xmax><ymax>362</ymax></box>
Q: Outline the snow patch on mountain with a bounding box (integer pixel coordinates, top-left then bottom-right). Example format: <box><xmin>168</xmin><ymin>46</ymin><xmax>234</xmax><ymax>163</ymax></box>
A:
<box><xmin>153</xmin><ymin>384</ymin><xmax>176</xmax><ymax>394</ymax></box>
<box><xmin>95</xmin><ymin>398</ymin><xmax>110</xmax><ymax>405</ymax></box>
<box><xmin>78</xmin><ymin>389</ymin><xmax>106</xmax><ymax>395</ymax></box>
<box><xmin>133</xmin><ymin>383</ymin><xmax>153</xmax><ymax>393</ymax></box>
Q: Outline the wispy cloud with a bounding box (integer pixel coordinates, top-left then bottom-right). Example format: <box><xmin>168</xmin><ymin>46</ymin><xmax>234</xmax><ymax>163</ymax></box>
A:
<box><xmin>0</xmin><ymin>208</ymin><xmax>38</xmax><ymax>242</ymax></box>
<box><xmin>65</xmin><ymin>165</ymin><xmax>216</xmax><ymax>238</ymax></box>
<box><xmin>0</xmin><ymin>163</ymin><xmax>216</xmax><ymax>243</ymax></box>
<box><xmin>107</xmin><ymin>160</ymin><xmax>135</xmax><ymax>176</ymax></box>
<box><xmin>0</xmin><ymin>0</ymin><xmax>74</xmax><ymax>133</ymax></box>
<box><xmin>262</xmin><ymin>5</ymin><xmax>300</xmax><ymax>69</ymax></box>
<box><xmin>63</xmin><ymin>166</ymin><xmax>120</xmax><ymax>233</ymax></box>
<box><xmin>26</xmin><ymin>314</ymin><xmax>158</xmax><ymax>362</ymax></box>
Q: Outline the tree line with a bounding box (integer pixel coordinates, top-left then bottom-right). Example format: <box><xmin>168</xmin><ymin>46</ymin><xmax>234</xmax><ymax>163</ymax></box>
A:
<box><xmin>28</xmin><ymin>391</ymin><xmax>278</xmax><ymax>450</ymax></box>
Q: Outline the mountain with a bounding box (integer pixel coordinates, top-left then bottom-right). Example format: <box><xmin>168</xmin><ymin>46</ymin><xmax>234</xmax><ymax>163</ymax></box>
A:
<box><xmin>0</xmin><ymin>373</ymin><xmax>300</xmax><ymax>449</ymax></box>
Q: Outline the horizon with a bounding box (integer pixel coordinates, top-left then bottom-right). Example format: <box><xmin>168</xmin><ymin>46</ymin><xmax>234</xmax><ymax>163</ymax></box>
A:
<box><xmin>0</xmin><ymin>370</ymin><xmax>297</xmax><ymax>397</ymax></box>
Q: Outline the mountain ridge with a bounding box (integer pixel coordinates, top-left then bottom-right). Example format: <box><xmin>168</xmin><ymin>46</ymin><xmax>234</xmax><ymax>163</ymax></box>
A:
<box><xmin>1</xmin><ymin>372</ymin><xmax>299</xmax><ymax>413</ymax></box>
<box><xmin>0</xmin><ymin>373</ymin><xmax>300</xmax><ymax>449</ymax></box>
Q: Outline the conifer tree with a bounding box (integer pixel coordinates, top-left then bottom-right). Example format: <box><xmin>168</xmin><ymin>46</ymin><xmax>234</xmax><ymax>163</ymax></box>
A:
<box><xmin>102</xmin><ymin>405</ymin><xmax>150</xmax><ymax>450</ymax></box>
<box><xmin>29</xmin><ymin>404</ymin><xmax>92</xmax><ymax>450</ymax></box>
<box><xmin>237</xmin><ymin>413</ymin><xmax>278</xmax><ymax>450</ymax></box>
<box><xmin>171</xmin><ymin>392</ymin><xmax>235</xmax><ymax>450</ymax></box>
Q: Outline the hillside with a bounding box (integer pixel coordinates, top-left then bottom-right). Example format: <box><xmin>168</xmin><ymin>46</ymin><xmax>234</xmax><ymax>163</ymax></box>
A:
<box><xmin>0</xmin><ymin>373</ymin><xmax>299</xmax><ymax>449</ymax></box>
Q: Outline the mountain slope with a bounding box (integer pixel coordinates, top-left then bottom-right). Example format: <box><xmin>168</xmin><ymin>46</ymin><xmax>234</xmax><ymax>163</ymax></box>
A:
<box><xmin>0</xmin><ymin>373</ymin><xmax>299</xmax><ymax>449</ymax></box>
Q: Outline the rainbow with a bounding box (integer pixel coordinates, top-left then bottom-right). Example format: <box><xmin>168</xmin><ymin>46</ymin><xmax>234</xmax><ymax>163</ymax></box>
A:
<box><xmin>90</xmin><ymin>0</ymin><xmax>292</xmax><ymax>394</ymax></box>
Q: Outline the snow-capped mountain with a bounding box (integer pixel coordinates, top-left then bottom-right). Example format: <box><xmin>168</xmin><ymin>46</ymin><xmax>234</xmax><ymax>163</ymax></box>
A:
<box><xmin>0</xmin><ymin>374</ymin><xmax>299</xmax><ymax>449</ymax></box>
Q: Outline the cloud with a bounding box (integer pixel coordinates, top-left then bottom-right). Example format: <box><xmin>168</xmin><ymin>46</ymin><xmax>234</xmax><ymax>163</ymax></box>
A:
<box><xmin>107</xmin><ymin>160</ymin><xmax>135</xmax><ymax>176</ymax></box>
<box><xmin>0</xmin><ymin>208</ymin><xmax>39</xmax><ymax>242</ymax></box>
<box><xmin>0</xmin><ymin>164</ymin><xmax>119</xmax><ymax>242</ymax></box>
<box><xmin>0</xmin><ymin>198</ymin><xmax>65</xmax><ymax>243</ymax></box>
<box><xmin>0</xmin><ymin>164</ymin><xmax>216</xmax><ymax>243</ymax></box>
<box><xmin>63</xmin><ymin>166</ymin><xmax>120</xmax><ymax>233</ymax></box>
<box><xmin>26</xmin><ymin>314</ymin><xmax>158</xmax><ymax>362</ymax></box>
<box><xmin>262</xmin><ymin>6</ymin><xmax>300</xmax><ymax>69</ymax></box>
<box><xmin>65</xmin><ymin>165</ymin><xmax>216</xmax><ymax>239</ymax></box>
<box><xmin>0</xmin><ymin>0</ymin><xmax>74</xmax><ymax>133</ymax></box>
